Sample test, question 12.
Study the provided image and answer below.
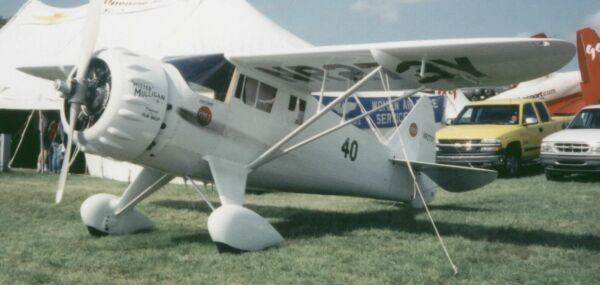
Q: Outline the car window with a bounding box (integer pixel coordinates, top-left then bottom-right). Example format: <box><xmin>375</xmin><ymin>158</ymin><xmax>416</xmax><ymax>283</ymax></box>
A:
<box><xmin>534</xmin><ymin>102</ymin><xmax>550</xmax><ymax>122</ymax></box>
<box><xmin>523</xmin><ymin>103</ymin><xmax>537</xmax><ymax>124</ymax></box>
<box><xmin>454</xmin><ymin>105</ymin><xmax>519</xmax><ymax>125</ymax></box>
<box><xmin>568</xmin><ymin>109</ymin><xmax>600</xmax><ymax>129</ymax></box>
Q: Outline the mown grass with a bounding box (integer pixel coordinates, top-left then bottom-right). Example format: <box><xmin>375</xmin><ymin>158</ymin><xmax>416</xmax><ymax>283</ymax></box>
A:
<box><xmin>0</xmin><ymin>168</ymin><xmax>599</xmax><ymax>284</ymax></box>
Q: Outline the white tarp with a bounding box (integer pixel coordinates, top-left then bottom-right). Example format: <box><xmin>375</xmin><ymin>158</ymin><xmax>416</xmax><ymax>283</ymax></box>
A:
<box><xmin>85</xmin><ymin>153</ymin><xmax>143</xmax><ymax>182</ymax></box>
<box><xmin>86</xmin><ymin>153</ymin><xmax>194</xmax><ymax>184</ymax></box>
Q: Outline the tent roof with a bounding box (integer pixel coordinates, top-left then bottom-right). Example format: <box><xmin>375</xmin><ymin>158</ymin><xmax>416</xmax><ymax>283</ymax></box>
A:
<box><xmin>0</xmin><ymin>0</ymin><xmax>311</xmax><ymax>110</ymax></box>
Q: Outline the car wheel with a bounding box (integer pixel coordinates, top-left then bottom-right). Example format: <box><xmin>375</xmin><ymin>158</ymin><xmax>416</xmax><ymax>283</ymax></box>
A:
<box><xmin>503</xmin><ymin>152</ymin><xmax>521</xmax><ymax>177</ymax></box>
<box><xmin>545</xmin><ymin>170</ymin><xmax>564</xmax><ymax>181</ymax></box>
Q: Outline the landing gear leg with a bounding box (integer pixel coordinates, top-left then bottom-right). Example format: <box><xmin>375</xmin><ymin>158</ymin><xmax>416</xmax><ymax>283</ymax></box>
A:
<box><xmin>80</xmin><ymin>167</ymin><xmax>174</xmax><ymax>236</ymax></box>
<box><xmin>204</xmin><ymin>156</ymin><xmax>283</xmax><ymax>252</ymax></box>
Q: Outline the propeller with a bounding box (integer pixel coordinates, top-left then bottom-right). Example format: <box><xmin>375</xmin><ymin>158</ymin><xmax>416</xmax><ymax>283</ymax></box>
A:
<box><xmin>55</xmin><ymin>0</ymin><xmax>104</xmax><ymax>204</ymax></box>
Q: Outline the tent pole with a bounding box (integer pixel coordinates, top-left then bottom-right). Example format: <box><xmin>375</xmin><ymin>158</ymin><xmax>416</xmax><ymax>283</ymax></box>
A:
<box><xmin>8</xmin><ymin>109</ymin><xmax>36</xmax><ymax>168</ymax></box>
<box><xmin>38</xmin><ymin>109</ymin><xmax>45</xmax><ymax>173</ymax></box>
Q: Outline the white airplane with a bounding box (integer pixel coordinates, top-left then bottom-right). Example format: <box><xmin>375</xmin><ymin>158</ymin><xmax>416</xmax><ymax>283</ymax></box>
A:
<box><xmin>19</xmin><ymin>0</ymin><xmax>574</xmax><ymax>255</ymax></box>
<box><xmin>489</xmin><ymin>28</ymin><xmax>600</xmax><ymax>115</ymax></box>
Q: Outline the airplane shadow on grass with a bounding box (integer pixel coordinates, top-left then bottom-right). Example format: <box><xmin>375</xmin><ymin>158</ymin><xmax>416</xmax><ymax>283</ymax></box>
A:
<box><xmin>152</xmin><ymin>199</ymin><xmax>600</xmax><ymax>252</ymax></box>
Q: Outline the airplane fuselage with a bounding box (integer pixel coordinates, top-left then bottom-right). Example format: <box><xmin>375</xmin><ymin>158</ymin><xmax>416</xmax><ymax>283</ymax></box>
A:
<box><xmin>490</xmin><ymin>71</ymin><xmax>583</xmax><ymax>114</ymax></box>
<box><xmin>143</xmin><ymin>65</ymin><xmax>418</xmax><ymax>201</ymax></box>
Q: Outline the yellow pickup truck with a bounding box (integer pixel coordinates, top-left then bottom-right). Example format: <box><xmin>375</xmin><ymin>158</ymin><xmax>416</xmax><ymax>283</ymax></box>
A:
<box><xmin>436</xmin><ymin>99</ymin><xmax>571</xmax><ymax>176</ymax></box>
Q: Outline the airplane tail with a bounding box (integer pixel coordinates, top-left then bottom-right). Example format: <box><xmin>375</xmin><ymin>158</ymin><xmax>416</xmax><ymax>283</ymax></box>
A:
<box><xmin>577</xmin><ymin>27</ymin><xmax>600</xmax><ymax>106</ymax></box>
<box><xmin>438</xmin><ymin>89</ymin><xmax>469</xmax><ymax>120</ymax></box>
<box><xmin>387</xmin><ymin>97</ymin><xmax>496</xmax><ymax>201</ymax></box>
<box><xmin>388</xmin><ymin>96</ymin><xmax>437</xmax><ymax>163</ymax></box>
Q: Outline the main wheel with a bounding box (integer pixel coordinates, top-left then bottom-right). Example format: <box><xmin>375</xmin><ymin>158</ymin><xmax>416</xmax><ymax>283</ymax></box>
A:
<box><xmin>502</xmin><ymin>151</ymin><xmax>521</xmax><ymax>177</ymax></box>
<box><xmin>545</xmin><ymin>169</ymin><xmax>564</xmax><ymax>181</ymax></box>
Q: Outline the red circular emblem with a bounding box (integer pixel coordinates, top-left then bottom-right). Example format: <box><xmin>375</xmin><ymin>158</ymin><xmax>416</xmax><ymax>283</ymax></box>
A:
<box><xmin>196</xmin><ymin>106</ymin><xmax>212</xmax><ymax>126</ymax></box>
<box><xmin>409</xmin><ymin>123</ymin><xmax>418</xmax><ymax>137</ymax></box>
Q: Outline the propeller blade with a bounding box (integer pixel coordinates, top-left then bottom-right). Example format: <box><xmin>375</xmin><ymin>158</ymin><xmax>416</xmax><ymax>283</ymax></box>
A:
<box><xmin>55</xmin><ymin>0</ymin><xmax>103</xmax><ymax>204</ymax></box>
<box><xmin>56</xmin><ymin>105</ymin><xmax>79</xmax><ymax>204</ymax></box>
<box><xmin>75</xmin><ymin>0</ymin><xmax>103</xmax><ymax>82</ymax></box>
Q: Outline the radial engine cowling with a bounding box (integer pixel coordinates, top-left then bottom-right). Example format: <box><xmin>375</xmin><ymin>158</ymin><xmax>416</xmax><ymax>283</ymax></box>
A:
<box><xmin>63</xmin><ymin>49</ymin><xmax>170</xmax><ymax>162</ymax></box>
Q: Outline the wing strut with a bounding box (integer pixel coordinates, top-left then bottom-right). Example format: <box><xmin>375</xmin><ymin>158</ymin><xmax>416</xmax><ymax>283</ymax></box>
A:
<box><xmin>187</xmin><ymin>177</ymin><xmax>216</xmax><ymax>211</ymax></box>
<box><xmin>247</xmin><ymin>66</ymin><xmax>383</xmax><ymax>170</ymax></box>
<box><xmin>316</xmin><ymin>69</ymin><xmax>328</xmax><ymax>112</ymax></box>
<box><xmin>115</xmin><ymin>174</ymin><xmax>173</xmax><ymax>216</ymax></box>
<box><xmin>396</xmin><ymin>132</ymin><xmax>459</xmax><ymax>275</ymax></box>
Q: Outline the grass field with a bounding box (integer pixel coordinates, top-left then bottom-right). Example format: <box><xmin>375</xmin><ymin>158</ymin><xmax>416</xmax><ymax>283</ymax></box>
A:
<box><xmin>1</xmin><ymin>168</ymin><xmax>599</xmax><ymax>284</ymax></box>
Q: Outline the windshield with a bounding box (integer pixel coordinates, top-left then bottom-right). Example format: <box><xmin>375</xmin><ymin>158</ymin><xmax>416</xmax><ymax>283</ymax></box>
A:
<box><xmin>166</xmin><ymin>54</ymin><xmax>236</xmax><ymax>102</ymax></box>
<box><xmin>568</xmin><ymin>109</ymin><xmax>600</xmax><ymax>129</ymax></box>
<box><xmin>454</xmin><ymin>105</ymin><xmax>519</xmax><ymax>125</ymax></box>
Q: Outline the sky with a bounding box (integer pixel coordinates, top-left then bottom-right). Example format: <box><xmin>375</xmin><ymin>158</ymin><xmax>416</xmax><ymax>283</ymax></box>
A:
<box><xmin>2</xmin><ymin>0</ymin><xmax>600</xmax><ymax>70</ymax></box>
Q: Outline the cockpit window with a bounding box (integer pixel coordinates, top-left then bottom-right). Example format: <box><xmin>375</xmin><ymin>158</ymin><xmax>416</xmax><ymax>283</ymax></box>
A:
<box><xmin>166</xmin><ymin>54</ymin><xmax>235</xmax><ymax>102</ymax></box>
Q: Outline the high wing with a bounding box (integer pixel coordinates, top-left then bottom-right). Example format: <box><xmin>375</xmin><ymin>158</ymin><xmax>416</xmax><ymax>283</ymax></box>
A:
<box><xmin>17</xmin><ymin>65</ymin><xmax>74</xmax><ymax>82</ymax></box>
<box><xmin>227</xmin><ymin>38</ymin><xmax>575</xmax><ymax>92</ymax></box>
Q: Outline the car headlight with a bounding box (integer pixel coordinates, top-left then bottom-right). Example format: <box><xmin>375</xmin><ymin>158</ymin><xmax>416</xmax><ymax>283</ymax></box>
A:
<box><xmin>591</xmin><ymin>142</ymin><xmax>600</xmax><ymax>154</ymax></box>
<box><xmin>481</xmin><ymin>147</ymin><xmax>501</xmax><ymax>152</ymax></box>
<box><xmin>481</xmin><ymin>138</ymin><xmax>501</xmax><ymax>144</ymax></box>
<box><xmin>541</xmin><ymin>142</ymin><xmax>554</xmax><ymax>153</ymax></box>
<box><xmin>481</xmin><ymin>138</ymin><xmax>501</xmax><ymax>152</ymax></box>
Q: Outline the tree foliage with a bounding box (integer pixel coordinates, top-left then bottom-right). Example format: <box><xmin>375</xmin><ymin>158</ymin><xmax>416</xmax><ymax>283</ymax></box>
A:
<box><xmin>0</xmin><ymin>17</ymin><xmax>7</xmax><ymax>29</ymax></box>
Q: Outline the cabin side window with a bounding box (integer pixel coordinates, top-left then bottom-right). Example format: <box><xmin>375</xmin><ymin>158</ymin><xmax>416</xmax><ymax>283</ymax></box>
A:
<box><xmin>234</xmin><ymin>74</ymin><xmax>278</xmax><ymax>113</ymax></box>
<box><xmin>288</xmin><ymin>95</ymin><xmax>306</xmax><ymax>125</ymax></box>
<box><xmin>288</xmin><ymin>95</ymin><xmax>298</xmax><ymax>111</ymax></box>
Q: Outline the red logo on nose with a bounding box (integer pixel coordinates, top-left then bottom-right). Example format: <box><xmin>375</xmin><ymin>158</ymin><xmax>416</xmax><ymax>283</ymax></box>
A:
<box><xmin>197</xmin><ymin>106</ymin><xmax>212</xmax><ymax>126</ymax></box>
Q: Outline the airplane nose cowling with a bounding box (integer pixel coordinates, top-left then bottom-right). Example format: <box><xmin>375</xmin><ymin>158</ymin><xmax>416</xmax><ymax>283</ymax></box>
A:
<box><xmin>62</xmin><ymin>49</ymin><xmax>170</xmax><ymax>162</ymax></box>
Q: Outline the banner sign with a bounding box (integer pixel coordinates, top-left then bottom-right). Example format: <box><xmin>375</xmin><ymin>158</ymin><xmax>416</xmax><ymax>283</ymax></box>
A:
<box><xmin>315</xmin><ymin>95</ymin><xmax>445</xmax><ymax>129</ymax></box>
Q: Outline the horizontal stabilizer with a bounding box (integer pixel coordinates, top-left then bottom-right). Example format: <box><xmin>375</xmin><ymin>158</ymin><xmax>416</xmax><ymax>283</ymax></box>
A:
<box><xmin>391</xmin><ymin>159</ymin><xmax>497</xmax><ymax>192</ymax></box>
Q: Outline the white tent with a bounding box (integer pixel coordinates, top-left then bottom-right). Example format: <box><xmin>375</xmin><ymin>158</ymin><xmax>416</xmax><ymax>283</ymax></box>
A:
<box><xmin>1</xmin><ymin>0</ymin><xmax>310</xmax><ymax>68</ymax></box>
<box><xmin>0</xmin><ymin>0</ymin><xmax>311</xmax><ymax>182</ymax></box>
<box><xmin>0</xmin><ymin>1</ymin><xmax>83</xmax><ymax>110</ymax></box>
<box><xmin>1</xmin><ymin>0</ymin><xmax>311</xmax><ymax>110</ymax></box>
<box><xmin>0</xmin><ymin>72</ymin><xmax>60</xmax><ymax>110</ymax></box>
